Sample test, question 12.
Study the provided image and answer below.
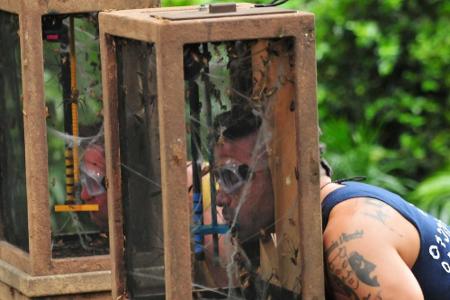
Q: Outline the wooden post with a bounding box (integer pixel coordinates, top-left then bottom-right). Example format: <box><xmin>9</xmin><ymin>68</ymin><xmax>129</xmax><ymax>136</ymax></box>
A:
<box><xmin>19</xmin><ymin>3</ymin><xmax>51</xmax><ymax>276</ymax></box>
<box><xmin>156</xmin><ymin>38</ymin><xmax>193</xmax><ymax>300</ymax></box>
<box><xmin>294</xmin><ymin>15</ymin><xmax>325</xmax><ymax>299</ymax></box>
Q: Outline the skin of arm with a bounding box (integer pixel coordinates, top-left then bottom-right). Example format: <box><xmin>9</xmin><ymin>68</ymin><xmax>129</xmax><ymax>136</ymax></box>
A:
<box><xmin>323</xmin><ymin>197</ymin><xmax>424</xmax><ymax>300</ymax></box>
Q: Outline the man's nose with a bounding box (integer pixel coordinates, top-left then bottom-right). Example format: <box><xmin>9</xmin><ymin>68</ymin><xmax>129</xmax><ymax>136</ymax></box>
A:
<box><xmin>80</xmin><ymin>185</ymin><xmax>90</xmax><ymax>201</ymax></box>
<box><xmin>216</xmin><ymin>189</ymin><xmax>231</xmax><ymax>207</ymax></box>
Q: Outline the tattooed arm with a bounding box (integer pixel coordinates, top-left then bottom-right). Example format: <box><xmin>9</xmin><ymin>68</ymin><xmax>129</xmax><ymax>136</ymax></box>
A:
<box><xmin>323</xmin><ymin>197</ymin><xmax>424</xmax><ymax>300</ymax></box>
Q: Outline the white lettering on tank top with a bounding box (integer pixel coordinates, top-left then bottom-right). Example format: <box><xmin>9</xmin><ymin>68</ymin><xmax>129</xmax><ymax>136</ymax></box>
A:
<box><xmin>428</xmin><ymin>219</ymin><xmax>450</xmax><ymax>274</ymax></box>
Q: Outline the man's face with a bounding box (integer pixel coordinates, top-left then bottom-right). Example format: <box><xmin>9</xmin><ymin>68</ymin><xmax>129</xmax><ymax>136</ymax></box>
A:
<box><xmin>215</xmin><ymin>133</ymin><xmax>274</xmax><ymax>242</ymax></box>
<box><xmin>80</xmin><ymin>145</ymin><xmax>108</xmax><ymax>231</ymax></box>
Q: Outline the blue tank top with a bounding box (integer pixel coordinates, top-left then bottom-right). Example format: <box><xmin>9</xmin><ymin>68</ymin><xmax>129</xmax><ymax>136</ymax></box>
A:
<box><xmin>322</xmin><ymin>181</ymin><xmax>450</xmax><ymax>300</ymax></box>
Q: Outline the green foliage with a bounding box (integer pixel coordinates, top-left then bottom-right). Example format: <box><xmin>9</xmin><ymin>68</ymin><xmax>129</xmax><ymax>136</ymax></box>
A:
<box><xmin>409</xmin><ymin>165</ymin><xmax>450</xmax><ymax>223</ymax></box>
<box><xmin>303</xmin><ymin>0</ymin><xmax>450</xmax><ymax>180</ymax></box>
<box><xmin>321</xmin><ymin>119</ymin><xmax>412</xmax><ymax>196</ymax></box>
<box><xmin>299</xmin><ymin>0</ymin><xmax>449</xmax><ymax>216</ymax></box>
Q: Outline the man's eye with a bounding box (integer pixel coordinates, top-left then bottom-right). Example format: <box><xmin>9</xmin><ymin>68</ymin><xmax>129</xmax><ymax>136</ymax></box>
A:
<box><xmin>238</xmin><ymin>164</ymin><xmax>250</xmax><ymax>179</ymax></box>
<box><xmin>222</xmin><ymin>169</ymin><xmax>239</xmax><ymax>185</ymax></box>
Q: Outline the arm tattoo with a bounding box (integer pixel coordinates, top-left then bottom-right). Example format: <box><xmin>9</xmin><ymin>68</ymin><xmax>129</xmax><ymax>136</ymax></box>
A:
<box><xmin>325</xmin><ymin>229</ymin><xmax>383</xmax><ymax>299</ymax></box>
<box><xmin>329</xmin><ymin>273</ymin><xmax>361</xmax><ymax>299</ymax></box>
<box><xmin>325</xmin><ymin>230</ymin><xmax>364</xmax><ymax>258</ymax></box>
<box><xmin>348</xmin><ymin>252</ymin><xmax>380</xmax><ymax>286</ymax></box>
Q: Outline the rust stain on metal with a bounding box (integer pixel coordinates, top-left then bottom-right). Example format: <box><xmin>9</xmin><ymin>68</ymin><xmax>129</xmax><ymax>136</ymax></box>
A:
<box><xmin>170</xmin><ymin>138</ymin><xmax>184</xmax><ymax>165</ymax></box>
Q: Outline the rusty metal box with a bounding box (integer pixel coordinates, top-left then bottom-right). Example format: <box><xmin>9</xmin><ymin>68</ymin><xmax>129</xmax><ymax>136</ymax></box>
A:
<box><xmin>0</xmin><ymin>1</ymin><xmax>157</xmax><ymax>298</ymax></box>
<box><xmin>99</xmin><ymin>4</ymin><xmax>324</xmax><ymax>300</ymax></box>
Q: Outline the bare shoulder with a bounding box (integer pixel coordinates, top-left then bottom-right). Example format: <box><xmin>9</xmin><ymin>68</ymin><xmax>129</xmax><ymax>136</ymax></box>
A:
<box><xmin>323</xmin><ymin>197</ymin><xmax>423</xmax><ymax>300</ymax></box>
<box><xmin>326</xmin><ymin>196</ymin><xmax>420</xmax><ymax>262</ymax></box>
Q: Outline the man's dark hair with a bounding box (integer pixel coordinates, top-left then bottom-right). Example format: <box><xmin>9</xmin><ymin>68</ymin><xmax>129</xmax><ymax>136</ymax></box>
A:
<box><xmin>213</xmin><ymin>107</ymin><xmax>262</xmax><ymax>141</ymax></box>
<box><xmin>320</xmin><ymin>147</ymin><xmax>333</xmax><ymax>177</ymax></box>
<box><xmin>214</xmin><ymin>107</ymin><xmax>333</xmax><ymax>177</ymax></box>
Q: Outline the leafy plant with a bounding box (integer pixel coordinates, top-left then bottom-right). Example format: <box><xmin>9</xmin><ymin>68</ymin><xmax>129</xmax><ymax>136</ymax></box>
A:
<box><xmin>409</xmin><ymin>166</ymin><xmax>450</xmax><ymax>223</ymax></box>
<box><xmin>321</xmin><ymin>119</ymin><xmax>413</xmax><ymax>196</ymax></box>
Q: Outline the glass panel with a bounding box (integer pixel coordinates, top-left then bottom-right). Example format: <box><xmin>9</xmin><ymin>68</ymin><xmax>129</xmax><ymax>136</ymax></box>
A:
<box><xmin>116</xmin><ymin>38</ymin><xmax>164</xmax><ymax>299</ymax></box>
<box><xmin>113</xmin><ymin>36</ymin><xmax>296</xmax><ymax>298</ymax></box>
<box><xmin>184</xmin><ymin>38</ymin><xmax>298</xmax><ymax>299</ymax></box>
<box><xmin>0</xmin><ymin>11</ymin><xmax>29</xmax><ymax>252</ymax></box>
<box><xmin>43</xmin><ymin>14</ymin><xmax>108</xmax><ymax>258</ymax></box>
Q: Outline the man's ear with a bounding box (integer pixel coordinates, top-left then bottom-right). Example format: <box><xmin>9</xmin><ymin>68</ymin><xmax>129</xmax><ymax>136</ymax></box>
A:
<box><xmin>320</xmin><ymin>159</ymin><xmax>333</xmax><ymax>177</ymax></box>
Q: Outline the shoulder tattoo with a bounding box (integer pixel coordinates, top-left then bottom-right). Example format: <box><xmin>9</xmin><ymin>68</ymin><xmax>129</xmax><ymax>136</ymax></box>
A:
<box><xmin>361</xmin><ymin>198</ymin><xmax>404</xmax><ymax>237</ymax></box>
<box><xmin>362</xmin><ymin>198</ymin><xmax>389</xmax><ymax>224</ymax></box>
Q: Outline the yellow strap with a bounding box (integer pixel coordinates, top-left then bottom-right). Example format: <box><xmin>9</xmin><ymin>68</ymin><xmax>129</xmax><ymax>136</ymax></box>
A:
<box><xmin>202</xmin><ymin>173</ymin><xmax>214</xmax><ymax>209</ymax></box>
<box><xmin>69</xmin><ymin>16</ymin><xmax>80</xmax><ymax>186</ymax></box>
<box><xmin>55</xmin><ymin>204</ymin><xmax>99</xmax><ymax>212</ymax></box>
<box><xmin>64</xmin><ymin>148</ymin><xmax>74</xmax><ymax>202</ymax></box>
